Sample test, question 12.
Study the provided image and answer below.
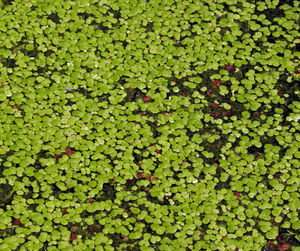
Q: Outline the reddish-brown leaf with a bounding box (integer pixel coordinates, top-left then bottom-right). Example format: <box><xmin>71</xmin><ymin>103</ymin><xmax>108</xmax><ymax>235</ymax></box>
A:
<box><xmin>65</xmin><ymin>147</ymin><xmax>75</xmax><ymax>156</ymax></box>
<box><xmin>234</xmin><ymin>192</ymin><xmax>240</xmax><ymax>200</ymax></box>
<box><xmin>12</xmin><ymin>218</ymin><xmax>21</xmax><ymax>226</ymax></box>
<box><xmin>212</xmin><ymin>102</ymin><xmax>219</xmax><ymax>108</ymax></box>
<box><xmin>87</xmin><ymin>198</ymin><xmax>94</xmax><ymax>203</ymax></box>
<box><xmin>225</xmin><ymin>64</ymin><xmax>235</xmax><ymax>71</ymax></box>
<box><xmin>71</xmin><ymin>227</ymin><xmax>78</xmax><ymax>232</ymax></box>
<box><xmin>223</xmin><ymin>109</ymin><xmax>235</xmax><ymax>117</ymax></box>
<box><xmin>277</xmin><ymin>243</ymin><xmax>291</xmax><ymax>251</ymax></box>
<box><xmin>70</xmin><ymin>234</ymin><xmax>77</xmax><ymax>241</ymax></box>
<box><xmin>277</xmin><ymin>234</ymin><xmax>283</xmax><ymax>242</ymax></box>
<box><xmin>211</xmin><ymin>111</ymin><xmax>220</xmax><ymax>117</ymax></box>
<box><xmin>53</xmin><ymin>154</ymin><xmax>62</xmax><ymax>160</ymax></box>
<box><xmin>206</xmin><ymin>89</ymin><xmax>212</xmax><ymax>97</ymax></box>
<box><xmin>214</xmin><ymin>79</ymin><xmax>221</xmax><ymax>87</ymax></box>
<box><xmin>253</xmin><ymin>111</ymin><xmax>260</xmax><ymax>117</ymax></box>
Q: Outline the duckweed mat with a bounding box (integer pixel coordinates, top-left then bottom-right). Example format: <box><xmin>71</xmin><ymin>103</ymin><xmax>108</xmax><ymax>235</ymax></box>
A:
<box><xmin>0</xmin><ymin>0</ymin><xmax>299</xmax><ymax>250</ymax></box>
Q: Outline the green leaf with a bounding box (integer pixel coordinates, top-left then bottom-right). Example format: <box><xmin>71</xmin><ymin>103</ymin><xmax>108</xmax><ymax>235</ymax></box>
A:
<box><xmin>265</xmin><ymin>228</ymin><xmax>278</xmax><ymax>240</ymax></box>
<box><xmin>292</xmin><ymin>220</ymin><xmax>300</xmax><ymax>230</ymax></box>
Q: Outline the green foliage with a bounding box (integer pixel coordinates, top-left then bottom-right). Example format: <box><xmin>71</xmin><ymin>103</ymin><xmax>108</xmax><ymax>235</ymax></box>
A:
<box><xmin>0</xmin><ymin>0</ymin><xmax>299</xmax><ymax>250</ymax></box>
